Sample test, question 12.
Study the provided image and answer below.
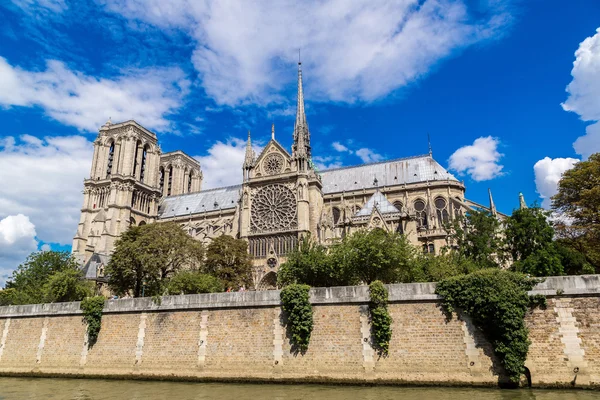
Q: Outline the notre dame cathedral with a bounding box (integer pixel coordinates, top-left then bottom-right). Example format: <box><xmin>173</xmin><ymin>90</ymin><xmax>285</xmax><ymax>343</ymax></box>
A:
<box><xmin>72</xmin><ymin>63</ymin><xmax>500</xmax><ymax>289</ymax></box>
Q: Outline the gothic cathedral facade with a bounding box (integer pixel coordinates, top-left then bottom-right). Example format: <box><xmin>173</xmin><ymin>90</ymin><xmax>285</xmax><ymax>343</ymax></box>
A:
<box><xmin>73</xmin><ymin>63</ymin><xmax>497</xmax><ymax>289</ymax></box>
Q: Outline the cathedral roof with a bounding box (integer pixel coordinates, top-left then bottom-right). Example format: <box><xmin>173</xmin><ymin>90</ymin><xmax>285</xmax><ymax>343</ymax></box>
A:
<box><xmin>158</xmin><ymin>184</ymin><xmax>241</xmax><ymax>219</ymax></box>
<box><xmin>354</xmin><ymin>191</ymin><xmax>399</xmax><ymax>217</ymax></box>
<box><xmin>320</xmin><ymin>154</ymin><xmax>458</xmax><ymax>194</ymax></box>
<box><xmin>157</xmin><ymin>155</ymin><xmax>459</xmax><ymax>219</ymax></box>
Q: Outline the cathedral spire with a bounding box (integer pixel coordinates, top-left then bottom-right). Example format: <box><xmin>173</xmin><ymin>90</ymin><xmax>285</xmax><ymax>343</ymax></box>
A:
<box><xmin>519</xmin><ymin>192</ymin><xmax>528</xmax><ymax>209</ymax></box>
<box><xmin>243</xmin><ymin>130</ymin><xmax>254</xmax><ymax>169</ymax></box>
<box><xmin>488</xmin><ymin>188</ymin><xmax>497</xmax><ymax>216</ymax></box>
<box><xmin>293</xmin><ymin>61</ymin><xmax>311</xmax><ymax>159</ymax></box>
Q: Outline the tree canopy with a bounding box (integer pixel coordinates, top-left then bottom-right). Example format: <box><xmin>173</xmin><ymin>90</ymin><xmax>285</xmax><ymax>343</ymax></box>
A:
<box><xmin>552</xmin><ymin>153</ymin><xmax>600</xmax><ymax>270</ymax></box>
<box><xmin>205</xmin><ymin>235</ymin><xmax>253</xmax><ymax>290</ymax></box>
<box><xmin>446</xmin><ymin>209</ymin><xmax>504</xmax><ymax>269</ymax></box>
<box><xmin>1</xmin><ymin>251</ymin><xmax>92</xmax><ymax>305</ymax></box>
<box><xmin>106</xmin><ymin>222</ymin><xmax>205</xmax><ymax>297</ymax></box>
<box><xmin>504</xmin><ymin>206</ymin><xmax>563</xmax><ymax>277</ymax></box>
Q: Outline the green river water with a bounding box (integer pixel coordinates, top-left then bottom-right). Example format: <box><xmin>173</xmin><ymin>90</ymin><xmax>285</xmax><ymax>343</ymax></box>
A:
<box><xmin>0</xmin><ymin>378</ymin><xmax>599</xmax><ymax>400</ymax></box>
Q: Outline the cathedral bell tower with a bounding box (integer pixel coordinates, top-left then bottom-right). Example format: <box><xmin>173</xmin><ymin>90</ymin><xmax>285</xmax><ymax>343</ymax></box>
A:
<box><xmin>239</xmin><ymin>63</ymin><xmax>324</xmax><ymax>288</ymax></box>
<box><xmin>72</xmin><ymin>120</ymin><xmax>162</xmax><ymax>264</ymax></box>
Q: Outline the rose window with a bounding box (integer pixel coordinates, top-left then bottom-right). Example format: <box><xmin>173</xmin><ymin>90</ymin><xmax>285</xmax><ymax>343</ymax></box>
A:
<box><xmin>251</xmin><ymin>184</ymin><xmax>297</xmax><ymax>232</ymax></box>
<box><xmin>263</xmin><ymin>153</ymin><xmax>284</xmax><ymax>175</ymax></box>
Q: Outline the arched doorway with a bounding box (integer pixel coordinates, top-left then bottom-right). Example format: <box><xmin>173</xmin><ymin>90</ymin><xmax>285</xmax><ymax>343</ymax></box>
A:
<box><xmin>257</xmin><ymin>271</ymin><xmax>278</xmax><ymax>291</ymax></box>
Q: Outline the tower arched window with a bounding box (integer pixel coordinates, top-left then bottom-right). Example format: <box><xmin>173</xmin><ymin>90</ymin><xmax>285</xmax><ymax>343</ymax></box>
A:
<box><xmin>106</xmin><ymin>141</ymin><xmax>115</xmax><ymax>178</ymax></box>
<box><xmin>188</xmin><ymin>171</ymin><xmax>193</xmax><ymax>193</ymax></box>
<box><xmin>414</xmin><ymin>199</ymin><xmax>428</xmax><ymax>229</ymax></box>
<box><xmin>140</xmin><ymin>144</ymin><xmax>148</xmax><ymax>182</ymax></box>
<box><xmin>167</xmin><ymin>166</ymin><xmax>173</xmax><ymax>196</ymax></box>
<box><xmin>332</xmin><ymin>207</ymin><xmax>341</xmax><ymax>224</ymax></box>
<box><xmin>159</xmin><ymin>167</ymin><xmax>165</xmax><ymax>195</ymax></box>
<box><xmin>132</xmin><ymin>140</ymin><xmax>141</xmax><ymax>178</ymax></box>
<box><xmin>435</xmin><ymin>197</ymin><xmax>449</xmax><ymax>225</ymax></box>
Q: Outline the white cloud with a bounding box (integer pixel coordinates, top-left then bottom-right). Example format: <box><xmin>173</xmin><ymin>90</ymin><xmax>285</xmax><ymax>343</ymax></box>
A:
<box><xmin>332</xmin><ymin>142</ymin><xmax>350</xmax><ymax>153</ymax></box>
<box><xmin>533</xmin><ymin>157</ymin><xmax>579</xmax><ymax>208</ymax></box>
<box><xmin>448</xmin><ymin>136</ymin><xmax>504</xmax><ymax>181</ymax></box>
<box><xmin>0</xmin><ymin>214</ymin><xmax>38</xmax><ymax>285</ymax></box>
<box><xmin>0</xmin><ymin>57</ymin><xmax>189</xmax><ymax>132</ymax></box>
<box><xmin>101</xmin><ymin>0</ymin><xmax>514</xmax><ymax>106</ymax></box>
<box><xmin>0</xmin><ymin>134</ymin><xmax>93</xmax><ymax>249</ymax></box>
<box><xmin>313</xmin><ymin>155</ymin><xmax>343</xmax><ymax>171</ymax></box>
<box><xmin>195</xmin><ymin>138</ymin><xmax>262</xmax><ymax>189</ymax></box>
<box><xmin>11</xmin><ymin>0</ymin><xmax>67</xmax><ymax>14</ymax></box>
<box><xmin>561</xmin><ymin>27</ymin><xmax>600</xmax><ymax>158</ymax></box>
<box><xmin>355</xmin><ymin>148</ymin><xmax>384</xmax><ymax>163</ymax></box>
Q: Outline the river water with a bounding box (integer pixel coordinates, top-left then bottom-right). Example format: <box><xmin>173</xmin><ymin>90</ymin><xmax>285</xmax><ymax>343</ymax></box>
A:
<box><xmin>0</xmin><ymin>378</ymin><xmax>599</xmax><ymax>400</ymax></box>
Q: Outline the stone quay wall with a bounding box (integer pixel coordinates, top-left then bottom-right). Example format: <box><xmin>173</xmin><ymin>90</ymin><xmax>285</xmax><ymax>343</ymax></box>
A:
<box><xmin>0</xmin><ymin>275</ymin><xmax>599</xmax><ymax>387</ymax></box>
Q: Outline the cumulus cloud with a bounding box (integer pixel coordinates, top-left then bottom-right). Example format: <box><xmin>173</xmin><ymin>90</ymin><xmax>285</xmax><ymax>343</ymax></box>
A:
<box><xmin>355</xmin><ymin>148</ymin><xmax>384</xmax><ymax>164</ymax></box>
<box><xmin>561</xmin><ymin>27</ymin><xmax>600</xmax><ymax>158</ymax></box>
<box><xmin>101</xmin><ymin>0</ymin><xmax>514</xmax><ymax>106</ymax></box>
<box><xmin>533</xmin><ymin>157</ymin><xmax>579</xmax><ymax>208</ymax></box>
<box><xmin>448</xmin><ymin>136</ymin><xmax>504</xmax><ymax>181</ymax></box>
<box><xmin>332</xmin><ymin>142</ymin><xmax>350</xmax><ymax>153</ymax></box>
<box><xmin>0</xmin><ymin>57</ymin><xmax>189</xmax><ymax>132</ymax></box>
<box><xmin>0</xmin><ymin>134</ymin><xmax>93</xmax><ymax>249</ymax></box>
<box><xmin>195</xmin><ymin>138</ymin><xmax>262</xmax><ymax>189</ymax></box>
<box><xmin>0</xmin><ymin>214</ymin><xmax>38</xmax><ymax>284</ymax></box>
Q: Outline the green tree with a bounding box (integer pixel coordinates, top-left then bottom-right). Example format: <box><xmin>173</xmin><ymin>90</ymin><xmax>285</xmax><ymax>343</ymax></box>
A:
<box><xmin>555</xmin><ymin>242</ymin><xmax>594</xmax><ymax>275</ymax></box>
<box><xmin>4</xmin><ymin>251</ymin><xmax>80</xmax><ymax>305</ymax></box>
<box><xmin>205</xmin><ymin>235</ymin><xmax>253</xmax><ymax>290</ymax></box>
<box><xmin>446</xmin><ymin>209</ymin><xmax>503</xmax><ymax>269</ymax></box>
<box><xmin>43</xmin><ymin>269</ymin><xmax>94</xmax><ymax>303</ymax></box>
<box><xmin>412</xmin><ymin>252</ymin><xmax>479</xmax><ymax>282</ymax></box>
<box><xmin>166</xmin><ymin>271</ymin><xmax>223</xmax><ymax>295</ymax></box>
<box><xmin>278</xmin><ymin>236</ymin><xmax>354</xmax><ymax>287</ymax></box>
<box><xmin>552</xmin><ymin>153</ymin><xmax>600</xmax><ymax>269</ymax></box>
<box><xmin>504</xmin><ymin>206</ymin><xmax>563</xmax><ymax>277</ymax></box>
<box><xmin>329</xmin><ymin>229</ymin><xmax>417</xmax><ymax>284</ymax></box>
<box><xmin>106</xmin><ymin>222</ymin><xmax>205</xmax><ymax>297</ymax></box>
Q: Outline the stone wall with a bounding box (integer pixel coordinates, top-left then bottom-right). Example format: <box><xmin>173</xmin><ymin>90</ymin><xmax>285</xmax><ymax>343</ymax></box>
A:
<box><xmin>0</xmin><ymin>276</ymin><xmax>598</xmax><ymax>387</ymax></box>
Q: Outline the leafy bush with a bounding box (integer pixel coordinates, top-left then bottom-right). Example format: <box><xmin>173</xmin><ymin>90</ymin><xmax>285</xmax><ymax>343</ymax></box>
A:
<box><xmin>436</xmin><ymin>269</ymin><xmax>545</xmax><ymax>384</ymax></box>
<box><xmin>80</xmin><ymin>296</ymin><xmax>105</xmax><ymax>348</ymax></box>
<box><xmin>43</xmin><ymin>269</ymin><xmax>94</xmax><ymax>303</ymax></box>
<box><xmin>280</xmin><ymin>284</ymin><xmax>313</xmax><ymax>353</ymax></box>
<box><xmin>329</xmin><ymin>229</ymin><xmax>417</xmax><ymax>284</ymax></box>
<box><xmin>205</xmin><ymin>235</ymin><xmax>253</xmax><ymax>290</ymax></box>
<box><xmin>369</xmin><ymin>281</ymin><xmax>392</xmax><ymax>356</ymax></box>
<box><xmin>4</xmin><ymin>251</ymin><xmax>81</xmax><ymax>305</ymax></box>
<box><xmin>166</xmin><ymin>271</ymin><xmax>223</xmax><ymax>294</ymax></box>
<box><xmin>278</xmin><ymin>236</ymin><xmax>353</xmax><ymax>287</ymax></box>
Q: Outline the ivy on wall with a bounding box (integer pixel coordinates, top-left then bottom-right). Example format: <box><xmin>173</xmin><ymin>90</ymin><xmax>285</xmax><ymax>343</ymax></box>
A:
<box><xmin>280</xmin><ymin>284</ymin><xmax>313</xmax><ymax>354</ymax></box>
<box><xmin>369</xmin><ymin>280</ymin><xmax>393</xmax><ymax>357</ymax></box>
<box><xmin>435</xmin><ymin>269</ymin><xmax>545</xmax><ymax>384</ymax></box>
<box><xmin>80</xmin><ymin>296</ymin><xmax>105</xmax><ymax>348</ymax></box>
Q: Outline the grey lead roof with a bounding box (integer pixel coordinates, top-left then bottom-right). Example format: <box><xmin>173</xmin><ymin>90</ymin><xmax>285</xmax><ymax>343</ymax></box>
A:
<box><xmin>158</xmin><ymin>155</ymin><xmax>458</xmax><ymax>219</ymax></box>
<box><xmin>159</xmin><ymin>184</ymin><xmax>242</xmax><ymax>219</ymax></box>
<box><xmin>320</xmin><ymin>155</ymin><xmax>458</xmax><ymax>194</ymax></box>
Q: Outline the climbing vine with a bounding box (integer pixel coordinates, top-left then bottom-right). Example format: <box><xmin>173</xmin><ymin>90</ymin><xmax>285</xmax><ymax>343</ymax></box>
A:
<box><xmin>369</xmin><ymin>281</ymin><xmax>392</xmax><ymax>357</ymax></box>
<box><xmin>435</xmin><ymin>269</ymin><xmax>545</xmax><ymax>384</ymax></box>
<box><xmin>80</xmin><ymin>296</ymin><xmax>105</xmax><ymax>348</ymax></box>
<box><xmin>280</xmin><ymin>284</ymin><xmax>313</xmax><ymax>353</ymax></box>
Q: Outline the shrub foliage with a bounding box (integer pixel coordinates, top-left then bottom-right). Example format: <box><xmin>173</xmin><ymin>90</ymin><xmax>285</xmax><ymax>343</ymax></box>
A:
<box><xmin>368</xmin><ymin>281</ymin><xmax>392</xmax><ymax>357</ymax></box>
<box><xmin>80</xmin><ymin>296</ymin><xmax>105</xmax><ymax>348</ymax></box>
<box><xmin>280</xmin><ymin>284</ymin><xmax>313</xmax><ymax>353</ymax></box>
<box><xmin>435</xmin><ymin>269</ymin><xmax>545</xmax><ymax>384</ymax></box>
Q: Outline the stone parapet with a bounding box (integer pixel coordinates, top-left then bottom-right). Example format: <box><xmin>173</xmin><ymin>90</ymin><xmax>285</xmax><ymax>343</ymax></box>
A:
<box><xmin>0</xmin><ymin>275</ymin><xmax>598</xmax><ymax>318</ymax></box>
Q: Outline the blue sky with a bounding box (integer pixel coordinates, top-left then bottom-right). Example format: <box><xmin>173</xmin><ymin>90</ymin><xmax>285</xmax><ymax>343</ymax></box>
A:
<box><xmin>0</xmin><ymin>0</ymin><xmax>599</xmax><ymax>281</ymax></box>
